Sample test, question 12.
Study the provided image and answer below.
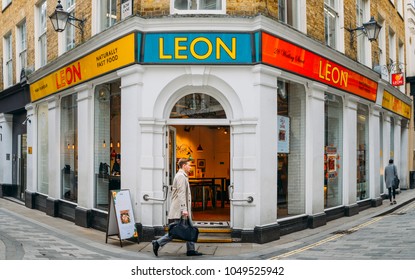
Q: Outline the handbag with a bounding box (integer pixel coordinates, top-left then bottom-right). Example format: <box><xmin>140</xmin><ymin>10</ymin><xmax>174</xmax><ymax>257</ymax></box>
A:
<box><xmin>168</xmin><ymin>216</ymin><xmax>199</xmax><ymax>242</ymax></box>
<box><xmin>393</xmin><ymin>177</ymin><xmax>400</xmax><ymax>189</ymax></box>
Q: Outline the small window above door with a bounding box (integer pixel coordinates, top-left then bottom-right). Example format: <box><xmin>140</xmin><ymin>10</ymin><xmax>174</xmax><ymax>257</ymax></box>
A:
<box><xmin>170</xmin><ymin>93</ymin><xmax>226</xmax><ymax>119</ymax></box>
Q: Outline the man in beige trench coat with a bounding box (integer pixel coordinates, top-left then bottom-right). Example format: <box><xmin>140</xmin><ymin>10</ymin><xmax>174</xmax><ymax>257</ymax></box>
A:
<box><xmin>152</xmin><ymin>158</ymin><xmax>202</xmax><ymax>257</ymax></box>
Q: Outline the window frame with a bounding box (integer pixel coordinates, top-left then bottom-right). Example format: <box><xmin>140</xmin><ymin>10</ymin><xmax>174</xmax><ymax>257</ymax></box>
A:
<box><xmin>35</xmin><ymin>0</ymin><xmax>47</xmax><ymax>69</ymax></box>
<box><xmin>324</xmin><ymin>0</ymin><xmax>339</xmax><ymax>49</ymax></box>
<box><xmin>16</xmin><ymin>19</ymin><xmax>27</xmax><ymax>82</ymax></box>
<box><xmin>170</xmin><ymin>0</ymin><xmax>226</xmax><ymax>15</ymax></box>
<box><xmin>3</xmin><ymin>32</ymin><xmax>13</xmax><ymax>88</ymax></box>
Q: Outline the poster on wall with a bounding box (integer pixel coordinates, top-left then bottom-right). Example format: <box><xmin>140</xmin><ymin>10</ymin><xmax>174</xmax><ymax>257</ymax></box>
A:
<box><xmin>106</xmin><ymin>189</ymin><xmax>138</xmax><ymax>247</ymax></box>
<box><xmin>278</xmin><ymin>116</ymin><xmax>290</xmax><ymax>153</ymax></box>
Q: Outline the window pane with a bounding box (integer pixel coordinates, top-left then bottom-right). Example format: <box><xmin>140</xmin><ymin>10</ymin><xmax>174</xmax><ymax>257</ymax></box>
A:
<box><xmin>357</xmin><ymin>104</ymin><xmax>369</xmax><ymax>200</ymax></box>
<box><xmin>170</xmin><ymin>93</ymin><xmax>226</xmax><ymax>119</ymax></box>
<box><xmin>61</xmin><ymin>94</ymin><xmax>78</xmax><ymax>202</ymax></box>
<box><xmin>38</xmin><ymin>103</ymin><xmax>49</xmax><ymax>195</ymax></box>
<box><xmin>94</xmin><ymin>81</ymin><xmax>121</xmax><ymax>210</ymax></box>
<box><xmin>277</xmin><ymin>81</ymin><xmax>306</xmax><ymax>218</ymax></box>
<box><xmin>324</xmin><ymin>94</ymin><xmax>343</xmax><ymax>208</ymax></box>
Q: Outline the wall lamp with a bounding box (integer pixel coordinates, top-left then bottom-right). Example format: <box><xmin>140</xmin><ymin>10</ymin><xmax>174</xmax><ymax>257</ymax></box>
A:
<box><xmin>49</xmin><ymin>0</ymin><xmax>85</xmax><ymax>37</ymax></box>
<box><xmin>345</xmin><ymin>16</ymin><xmax>382</xmax><ymax>47</ymax></box>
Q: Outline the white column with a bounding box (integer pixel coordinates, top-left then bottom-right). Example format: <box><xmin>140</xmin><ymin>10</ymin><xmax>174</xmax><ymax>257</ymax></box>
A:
<box><xmin>394</xmin><ymin>118</ymin><xmax>402</xmax><ymax>189</ymax></box>
<box><xmin>48</xmin><ymin>97</ymin><xmax>61</xmax><ymax>198</ymax></box>
<box><xmin>254</xmin><ymin>66</ymin><xmax>278</xmax><ymax>225</ymax></box>
<box><xmin>369</xmin><ymin>105</ymin><xmax>381</xmax><ymax>199</ymax></box>
<box><xmin>383</xmin><ymin>115</ymin><xmax>391</xmax><ymax>174</ymax></box>
<box><xmin>343</xmin><ymin>96</ymin><xmax>358</xmax><ymax>207</ymax></box>
<box><xmin>76</xmin><ymin>84</ymin><xmax>94</xmax><ymax>208</ymax></box>
<box><xmin>400</xmin><ymin>120</ymin><xmax>409</xmax><ymax>189</ymax></box>
<box><xmin>25</xmin><ymin>104</ymin><xmax>36</xmax><ymax>192</ymax></box>
<box><xmin>117</xmin><ymin>65</ymin><xmax>144</xmax><ymax>223</ymax></box>
<box><xmin>305</xmin><ymin>83</ymin><xmax>326</xmax><ymax>215</ymax></box>
<box><xmin>0</xmin><ymin>114</ymin><xmax>13</xmax><ymax>184</ymax></box>
<box><xmin>231</xmin><ymin>119</ymin><xmax>258</xmax><ymax>229</ymax></box>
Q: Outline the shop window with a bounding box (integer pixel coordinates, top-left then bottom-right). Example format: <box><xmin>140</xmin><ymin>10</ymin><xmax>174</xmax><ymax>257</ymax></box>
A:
<box><xmin>170</xmin><ymin>93</ymin><xmax>226</xmax><ymax>119</ymax></box>
<box><xmin>171</xmin><ymin>0</ymin><xmax>226</xmax><ymax>14</ymax></box>
<box><xmin>94</xmin><ymin>80</ymin><xmax>121</xmax><ymax>210</ymax></box>
<box><xmin>324</xmin><ymin>93</ymin><xmax>343</xmax><ymax>208</ymax></box>
<box><xmin>390</xmin><ymin>117</ymin><xmax>395</xmax><ymax>159</ymax></box>
<box><xmin>61</xmin><ymin>94</ymin><xmax>78</xmax><ymax>202</ymax></box>
<box><xmin>357</xmin><ymin>104</ymin><xmax>369</xmax><ymax>200</ymax></box>
<box><xmin>379</xmin><ymin>113</ymin><xmax>384</xmax><ymax>193</ymax></box>
<box><xmin>37</xmin><ymin>103</ymin><xmax>49</xmax><ymax>195</ymax></box>
<box><xmin>277</xmin><ymin>81</ymin><xmax>306</xmax><ymax>218</ymax></box>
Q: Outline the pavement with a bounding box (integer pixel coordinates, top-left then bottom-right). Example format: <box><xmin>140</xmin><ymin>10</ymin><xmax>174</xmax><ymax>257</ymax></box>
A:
<box><xmin>1</xmin><ymin>188</ymin><xmax>415</xmax><ymax>260</ymax></box>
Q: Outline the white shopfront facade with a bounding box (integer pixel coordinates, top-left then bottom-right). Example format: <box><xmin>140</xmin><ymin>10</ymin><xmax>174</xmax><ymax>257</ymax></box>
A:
<box><xmin>22</xmin><ymin>16</ymin><xmax>411</xmax><ymax>243</ymax></box>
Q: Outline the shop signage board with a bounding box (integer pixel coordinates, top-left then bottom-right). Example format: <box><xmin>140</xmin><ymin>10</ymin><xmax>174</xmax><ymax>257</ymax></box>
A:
<box><xmin>382</xmin><ymin>90</ymin><xmax>411</xmax><ymax>119</ymax></box>
<box><xmin>277</xmin><ymin>115</ymin><xmax>290</xmax><ymax>153</ymax></box>
<box><xmin>261</xmin><ymin>32</ymin><xmax>378</xmax><ymax>102</ymax></box>
<box><xmin>142</xmin><ymin>32</ymin><xmax>254</xmax><ymax>64</ymax></box>
<box><xmin>106</xmin><ymin>189</ymin><xmax>138</xmax><ymax>247</ymax></box>
<box><xmin>391</xmin><ymin>73</ymin><xmax>404</xmax><ymax>86</ymax></box>
<box><xmin>30</xmin><ymin>33</ymin><xmax>136</xmax><ymax>102</ymax></box>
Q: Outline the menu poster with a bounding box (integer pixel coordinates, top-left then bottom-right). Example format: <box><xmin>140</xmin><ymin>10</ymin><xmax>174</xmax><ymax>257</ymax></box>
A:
<box><xmin>278</xmin><ymin>116</ymin><xmax>290</xmax><ymax>153</ymax></box>
<box><xmin>106</xmin><ymin>189</ymin><xmax>138</xmax><ymax>247</ymax></box>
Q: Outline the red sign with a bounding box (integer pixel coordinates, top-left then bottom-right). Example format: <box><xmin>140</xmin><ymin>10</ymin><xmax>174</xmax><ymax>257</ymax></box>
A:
<box><xmin>261</xmin><ymin>32</ymin><xmax>378</xmax><ymax>102</ymax></box>
<box><xmin>391</xmin><ymin>73</ymin><xmax>404</xmax><ymax>86</ymax></box>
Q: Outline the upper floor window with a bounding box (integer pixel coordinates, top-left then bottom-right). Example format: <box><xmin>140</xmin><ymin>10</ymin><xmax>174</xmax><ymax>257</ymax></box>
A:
<box><xmin>65</xmin><ymin>0</ymin><xmax>76</xmax><ymax>51</ymax></box>
<box><xmin>356</xmin><ymin>0</ymin><xmax>369</xmax><ymax>66</ymax></box>
<box><xmin>278</xmin><ymin>0</ymin><xmax>302</xmax><ymax>30</ymax></box>
<box><xmin>3</xmin><ymin>33</ymin><xmax>13</xmax><ymax>88</ymax></box>
<box><xmin>16</xmin><ymin>20</ymin><xmax>27</xmax><ymax>81</ymax></box>
<box><xmin>102</xmin><ymin>0</ymin><xmax>117</xmax><ymax>30</ymax></box>
<box><xmin>36</xmin><ymin>0</ymin><xmax>47</xmax><ymax>68</ymax></box>
<box><xmin>170</xmin><ymin>0</ymin><xmax>226</xmax><ymax>14</ymax></box>
<box><xmin>2</xmin><ymin>0</ymin><xmax>11</xmax><ymax>10</ymax></box>
<box><xmin>397</xmin><ymin>0</ymin><xmax>403</xmax><ymax>16</ymax></box>
<box><xmin>324</xmin><ymin>0</ymin><xmax>338</xmax><ymax>48</ymax></box>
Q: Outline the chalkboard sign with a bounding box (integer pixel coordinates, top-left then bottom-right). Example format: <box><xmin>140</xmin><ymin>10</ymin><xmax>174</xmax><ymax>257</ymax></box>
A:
<box><xmin>106</xmin><ymin>189</ymin><xmax>138</xmax><ymax>247</ymax></box>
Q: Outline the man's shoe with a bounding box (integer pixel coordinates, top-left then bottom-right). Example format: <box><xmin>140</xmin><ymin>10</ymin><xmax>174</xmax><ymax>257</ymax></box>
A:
<box><xmin>187</xmin><ymin>250</ymin><xmax>203</xmax><ymax>256</ymax></box>
<box><xmin>393</xmin><ymin>200</ymin><xmax>397</xmax><ymax>204</ymax></box>
<box><xmin>390</xmin><ymin>202</ymin><xmax>394</xmax><ymax>205</ymax></box>
<box><xmin>152</xmin><ymin>240</ymin><xmax>160</xmax><ymax>257</ymax></box>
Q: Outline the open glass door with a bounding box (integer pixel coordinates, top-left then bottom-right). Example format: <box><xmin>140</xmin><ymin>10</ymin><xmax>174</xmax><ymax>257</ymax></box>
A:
<box><xmin>164</xmin><ymin>126</ymin><xmax>177</xmax><ymax>225</ymax></box>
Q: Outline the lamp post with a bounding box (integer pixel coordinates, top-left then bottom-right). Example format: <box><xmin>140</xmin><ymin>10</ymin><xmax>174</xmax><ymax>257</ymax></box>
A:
<box><xmin>49</xmin><ymin>0</ymin><xmax>85</xmax><ymax>39</ymax></box>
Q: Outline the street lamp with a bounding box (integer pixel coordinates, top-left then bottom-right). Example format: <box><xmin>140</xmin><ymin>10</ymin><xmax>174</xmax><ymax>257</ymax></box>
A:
<box><xmin>49</xmin><ymin>0</ymin><xmax>85</xmax><ymax>35</ymax></box>
<box><xmin>346</xmin><ymin>16</ymin><xmax>382</xmax><ymax>47</ymax></box>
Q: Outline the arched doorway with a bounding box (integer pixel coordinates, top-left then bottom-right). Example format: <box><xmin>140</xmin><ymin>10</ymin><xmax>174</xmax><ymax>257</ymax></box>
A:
<box><xmin>167</xmin><ymin>93</ymin><xmax>230</xmax><ymax>222</ymax></box>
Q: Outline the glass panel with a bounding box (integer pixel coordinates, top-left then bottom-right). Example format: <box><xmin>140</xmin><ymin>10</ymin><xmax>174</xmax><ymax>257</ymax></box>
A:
<box><xmin>61</xmin><ymin>94</ymin><xmax>78</xmax><ymax>202</ymax></box>
<box><xmin>37</xmin><ymin>103</ymin><xmax>49</xmax><ymax>194</ymax></box>
<box><xmin>170</xmin><ymin>93</ymin><xmax>226</xmax><ymax>119</ymax></box>
<box><xmin>277</xmin><ymin>81</ymin><xmax>306</xmax><ymax>218</ymax></box>
<box><xmin>357</xmin><ymin>104</ymin><xmax>369</xmax><ymax>200</ymax></box>
<box><xmin>94</xmin><ymin>80</ymin><xmax>121</xmax><ymax>210</ymax></box>
<box><xmin>324</xmin><ymin>94</ymin><xmax>343</xmax><ymax>208</ymax></box>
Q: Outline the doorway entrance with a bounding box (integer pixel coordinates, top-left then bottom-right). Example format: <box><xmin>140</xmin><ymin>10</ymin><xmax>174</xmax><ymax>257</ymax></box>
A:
<box><xmin>168</xmin><ymin>125</ymin><xmax>230</xmax><ymax>222</ymax></box>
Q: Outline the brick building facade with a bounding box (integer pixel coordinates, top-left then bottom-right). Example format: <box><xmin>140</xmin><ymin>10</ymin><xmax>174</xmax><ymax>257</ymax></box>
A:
<box><xmin>0</xmin><ymin>0</ymin><xmax>412</xmax><ymax>243</ymax></box>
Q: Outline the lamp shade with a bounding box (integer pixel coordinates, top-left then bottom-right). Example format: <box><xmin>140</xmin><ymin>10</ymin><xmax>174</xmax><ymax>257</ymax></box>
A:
<box><xmin>363</xmin><ymin>16</ymin><xmax>382</xmax><ymax>42</ymax></box>
<box><xmin>49</xmin><ymin>2</ymin><xmax>69</xmax><ymax>32</ymax></box>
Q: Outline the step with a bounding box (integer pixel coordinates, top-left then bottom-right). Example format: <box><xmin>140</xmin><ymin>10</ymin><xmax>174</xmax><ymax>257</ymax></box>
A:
<box><xmin>161</xmin><ymin>221</ymin><xmax>233</xmax><ymax>243</ymax></box>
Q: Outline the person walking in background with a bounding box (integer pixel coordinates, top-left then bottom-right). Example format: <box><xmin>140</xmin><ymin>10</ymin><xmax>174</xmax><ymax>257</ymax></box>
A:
<box><xmin>385</xmin><ymin>159</ymin><xmax>398</xmax><ymax>205</ymax></box>
<box><xmin>152</xmin><ymin>158</ymin><xmax>202</xmax><ymax>257</ymax></box>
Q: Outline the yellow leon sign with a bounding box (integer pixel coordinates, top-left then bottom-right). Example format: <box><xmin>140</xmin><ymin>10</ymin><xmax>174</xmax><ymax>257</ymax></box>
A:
<box><xmin>382</xmin><ymin>90</ymin><xmax>411</xmax><ymax>119</ymax></box>
<box><xmin>30</xmin><ymin>33</ymin><xmax>136</xmax><ymax>102</ymax></box>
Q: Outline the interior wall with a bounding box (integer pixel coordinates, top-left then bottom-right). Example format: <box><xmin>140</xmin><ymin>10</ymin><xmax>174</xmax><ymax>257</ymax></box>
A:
<box><xmin>175</xmin><ymin>125</ymin><xmax>230</xmax><ymax>179</ymax></box>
